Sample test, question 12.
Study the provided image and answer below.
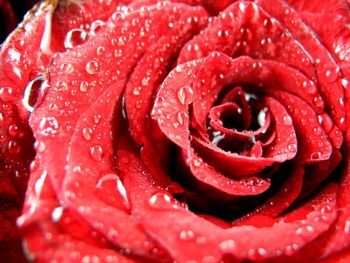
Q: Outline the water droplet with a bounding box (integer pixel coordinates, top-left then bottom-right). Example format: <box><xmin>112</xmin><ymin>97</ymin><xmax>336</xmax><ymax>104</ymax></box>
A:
<box><xmin>0</xmin><ymin>112</ymin><xmax>4</xmax><ymax>127</ymax></box>
<box><xmin>296</xmin><ymin>225</ymin><xmax>314</xmax><ymax>236</ymax></box>
<box><xmin>8</xmin><ymin>124</ymin><xmax>19</xmax><ymax>137</ymax></box>
<box><xmin>179</xmin><ymin>230</ymin><xmax>195</xmax><ymax>241</ymax></box>
<box><xmin>34</xmin><ymin>141</ymin><xmax>46</xmax><ymax>152</ymax></box>
<box><xmin>310</xmin><ymin>152</ymin><xmax>322</xmax><ymax>160</ymax></box>
<box><xmin>86</xmin><ymin>61</ymin><xmax>99</xmax><ymax>75</ymax></box>
<box><xmin>60</xmin><ymin>62</ymin><xmax>74</xmax><ymax>74</ymax></box>
<box><xmin>341</xmin><ymin>78</ymin><xmax>349</xmax><ymax>89</ymax></box>
<box><xmin>51</xmin><ymin>207</ymin><xmax>64</xmax><ymax>223</ymax></box>
<box><xmin>303</xmin><ymin>80</ymin><xmax>317</xmax><ymax>94</ymax></box>
<box><xmin>22</xmin><ymin>75</ymin><xmax>48</xmax><ymax>112</ymax></box>
<box><xmin>90</xmin><ymin>20</ymin><xmax>105</xmax><ymax>35</ymax></box>
<box><xmin>287</xmin><ymin>143</ymin><xmax>297</xmax><ymax>152</ymax></box>
<box><xmin>39</xmin><ymin>117</ymin><xmax>59</xmax><ymax>136</ymax></box>
<box><xmin>176</xmin><ymin>111</ymin><xmax>187</xmax><ymax>125</ymax></box>
<box><xmin>133</xmin><ymin>87</ymin><xmax>141</xmax><ymax>96</ymax></box>
<box><xmin>192</xmin><ymin>158</ymin><xmax>202</xmax><ymax>167</ymax></box>
<box><xmin>148</xmin><ymin>191</ymin><xmax>175</xmax><ymax>210</ymax></box>
<box><xmin>0</xmin><ymin>87</ymin><xmax>15</xmax><ymax>102</ymax></box>
<box><xmin>8</xmin><ymin>140</ymin><xmax>20</xmax><ymax>154</ymax></box>
<box><xmin>313</xmin><ymin>127</ymin><xmax>322</xmax><ymax>135</ymax></box>
<box><xmin>93</xmin><ymin>114</ymin><xmax>102</xmax><ymax>124</ymax></box>
<box><xmin>257</xmin><ymin>108</ymin><xmax>267</xmax><ymax>127</ymax></box>
<box><xmin>313</xmin><ymin>96</ymin><xmax>324</xmax><ymax>109</ymax></box>
<box><xmin>282</xmin><ymin>115</ymin><xmax>292</xmax><ymax>125</ymax></box>
<box><xmin>212</xmin><ymin>131</ymin><xmax>225</xmax><ymax>146</ymax></box>
<box><xmin>317</xmin><ymin>113</ymin><xmax>333</xmax><ymax>133</ymax></box>
<box><xmin>344</xmin><ymin>219</ymin><xmax>350</xmax><ymax>233</ymax></box>
<box><xmin>82</xmin><ymin>128</ymin><xmax>93</xmax><ymax>141</ymax></box>
<box><xmin>177</xmin><ymin>86</ymin><xmax>194</xmax><ymax>105</ymax></box>
<box><xmin>97</xmin><ymin>174</ymin><xmax>129</xmax><ymax>207</ymax></box>
<box><xmin>64</xmin><ymin>28</ymin><xmax>89</xmax><ymax>49</ymax></box>
<box><xmin>219</xmin><ymin>239</ymin><xmax>236</xmax><ymax>252</ymax></box>
<box><xmin>80</xmin><ymin>81</ymin><xmax>89</xmax><ymax>92</ymax></box>
<box><xmin>90</xmin><ymin>145</ymin><xmax>103</xmax><ymax>161</ymax></box>
<box><xmin>325</xmin><ymin>68</ymin><xmax>339</xmax><ymax>82</ymax></box>
<box><xmin>97</xmin><ymin>46</ymin><xmax>106</xmax><ymax>56</ymax></box>
<box><xmin>56</xmin><ymin>81</ymin><xmax>68</xmax><ymax>91</ymax></box>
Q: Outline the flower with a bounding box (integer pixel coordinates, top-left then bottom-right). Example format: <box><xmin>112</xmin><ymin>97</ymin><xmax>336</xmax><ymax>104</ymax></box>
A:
<box><xmin>1</xmin><ymin>0</ymin><xmax>350</xmax><ymax>262</ymax></box>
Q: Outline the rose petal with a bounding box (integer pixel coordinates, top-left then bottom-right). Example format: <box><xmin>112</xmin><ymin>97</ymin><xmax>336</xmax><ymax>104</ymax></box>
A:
<box><xmin>258</xmin><ymin>0</ymin><xmax>346</xmax><ymax>130</ymax></box>
<box><xmin>118</xmin><ymin>142</ymin><xmax>338</xmax><ymax>262</ymax></box>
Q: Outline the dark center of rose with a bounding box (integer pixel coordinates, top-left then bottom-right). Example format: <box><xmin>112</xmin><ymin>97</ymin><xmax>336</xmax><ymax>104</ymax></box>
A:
<box><xmin>166</xmin><ymin>85</ymin><xmax>283</xmax><ymax>222</ymax></box>
<box><xmin>207</xmin><ymin>86</ymin><xmax>272</xmax><ymax>155</ymax></box>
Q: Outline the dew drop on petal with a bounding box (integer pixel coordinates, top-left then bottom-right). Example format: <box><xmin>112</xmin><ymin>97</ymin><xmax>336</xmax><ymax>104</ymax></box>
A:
<box><xmin>82</xmin><ymin>128</ymin><xmax>93</xmax><ymax>141</ymax></box>
<box><xmin>148</xmin><ymin>191</ymin><xmax>175</xmax><ymax>210</ymax></box>
<box><xmin>283</xmin><ymin>115</ymin><xmax>293</xmax><ymax>126</ymax></box>
<box><xmin>219</xmin><ymin>239</ymin><xmax>236</xmax><ymax>253</ymax></box>
<box><xmin>86</xmin><ymin>61</ymin><xmax>99</xmax><ymax>75</ymax></box>
<box><xmin>176</xmin><ymin>111</ymin><xmax>188</xmax><ymax>125</ymax></box>
<box><xmin>22</xmin><ymin>75</ymin><xmax>47</xmax><ymax>112</ymax></box>
<box><xmin>97</xmin><ymin>174</ymin><xmax>129</xmax><ymax>206</ymax></box>
<box><xmin>97</xmin><ymin>46</ymin><xmax>106</xmax><ymax>56</ymax></box>
<box><xmin>0</xmin><ymin>112</ymin><xmax>4</xmax><ymax>127</ymax></box>
<box><xmin>8</xmin><ymin>124</ymin><xmax>19</xmax><ymax>137</ymax></box>
<box><xmin>177</xmin><ymin>86</ymin><xmax>194</xmax><ymax>105</ymax></box>
<box><xmin>90</xmin><ymin>145</ymin><xmax>103</xmax><ymax>161</ymax></box>
<box><xmin>179</xmin><ymin>230</ymin><xmax>195</xmax><ymax>241</ymax></box>
<box><xmin>93</xmin><ymin>114</ymin><xmax>102</xmax><ymax>124</ymax></box>
<box><xmin>34</xmin><ymin>141</ymin><xmax>46</xmax><ymax>153</ymax></box>
<box><xmin>0</xmin><ymin>87</ymin><xmax>15</xmax><ymax>102</ymax></box>
<box><xmin>310</xmin><ymin>151</ymin><xmax>322</xmax><ymax>160</ymax></box>
<box><xmin>60</xmin><ymin>63</ymin><xmax>74</xmax><ymax>74</ymax></box>
<box><xmin>51</xmin><ymin>207</ymin><xmax>64</xmax><ymax>223</ymax></box>
<box><xmin>80</xmin><ymin>81</ymin><xmax>89</xmax><ymax>92</ymax></box>
<box><xmin>8</xmin><ymin>140</ymin><xmax>20</xmax><ymax>154</ymax></box>
<box><xmin>90</xmin><ymin>20</ymin><xmax>105</xmax><ymax>35</ymax></box>
<box><xmin>64</xmin><ymin>28</ymin><xmax>89</xmax><ymax>49</ymax></box>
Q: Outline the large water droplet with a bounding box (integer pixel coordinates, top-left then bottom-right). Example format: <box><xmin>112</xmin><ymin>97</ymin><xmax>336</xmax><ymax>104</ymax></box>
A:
<box><xmin>82</xmin><ymin>127</ymin><xmax>93</xmax><ymax>141</ymax></box>
<box><xmin>8</xmin><ymin>140</ymin><xmax>20</xmax><ymax>154</ymax></box>
<box><xmin>86</xmin><ymin>61</ymin><xmax>99</xmax><ymax>75</ymax></box>
<box><xmin>0</xmin><ymin>87</ymin><xmax>15</xmax><ymax>102</ymax></box>
<box><xmin>8</xmin><ymin>124</ymin><xmax>19</xmax><ymax>137</ymax></box>
<box><xmin>283</xmin><ymin>115</ymin><xmax>292</xmax><ymax>126</ymax></box>
<box><xmin>90</xmin><ymin>145</ymin><xmax>103</xmax><ymax>161</ymax></box>
<box><xmin>257</xmin><ymin>107</ymin><xmax>268</xmax><ymax>127</ymax></box>
<box><xmin>96</xmin><ymin>173</ymin><xmax>129</xmax><ymax>207</ymax></box>
<box><xmin>97</xmin><ymin>46</ymin><xmax>106</xmax><ymax>56</ymax></box>
<box><xmin>177</xmin><ymin>86</ymin><xmax>194</xmax><ymax>105</ymax></box>
<box><xmin>310</xmin><ymin>151</ymin><xmax>322</xmax><ymax>160</ymax></box>
<box><xmin>80</xmin><ymin>81</ymin><xmax>89</xmax><ymax>92</ymax></box>
<box><xmin>303</xmin><ymin>80</ymin><xmax>317</xmax><ymax>94</ymax></box>
<box><xmin>22</xmin><ymin>75</ymin><xmax>48</xmax><ymax>112</ymax></box>
<box><xmin>64</xmin><ymin>28</ymin><xmax>89</xmax><ymax>49</ymax></box>
<box><xmin>51</xmin><ymin>206</ymin><xmax>64</xmax><ymax>223</ymax></box>
<box><xmin>90</xmin><ymin>20</ymin><xmax>105</xmax><ymax>35</ymax></box>
<box><xmin>176</xmin><ymin>111</ymin><xmax>188</xmax><ymax>125</ymax></box>
<box><xmin>148</xmin><ymin>191</ymin><xmax>177</xmax><ymax>210</ymax></box>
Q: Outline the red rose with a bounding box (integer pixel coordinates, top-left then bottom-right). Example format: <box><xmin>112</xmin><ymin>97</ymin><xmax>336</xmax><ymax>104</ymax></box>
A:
<box><xmin>1</xmin><ymin>0</ymin><xmax>350</xmax><ymax>262</ymax></box>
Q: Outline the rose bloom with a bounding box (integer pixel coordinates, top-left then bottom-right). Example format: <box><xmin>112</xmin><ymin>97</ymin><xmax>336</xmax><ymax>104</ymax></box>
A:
<box><xmin>1</xmin><ymin>0</ymin><xmax>350</xmax><ymax>262</ymax></box>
